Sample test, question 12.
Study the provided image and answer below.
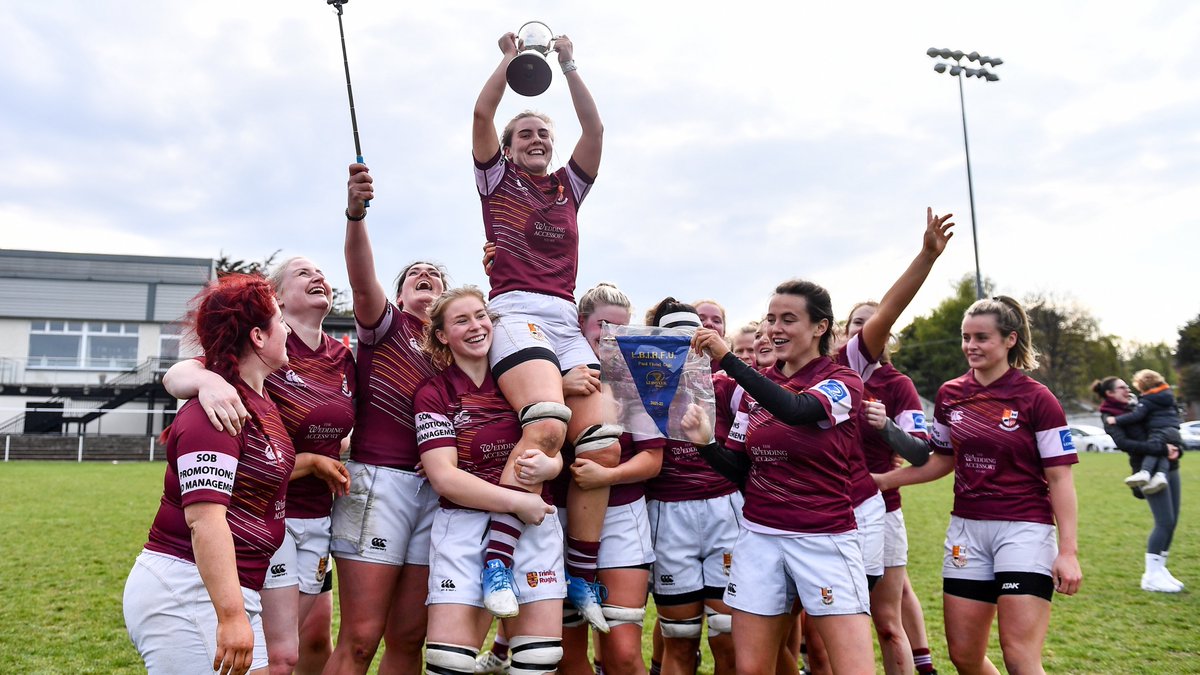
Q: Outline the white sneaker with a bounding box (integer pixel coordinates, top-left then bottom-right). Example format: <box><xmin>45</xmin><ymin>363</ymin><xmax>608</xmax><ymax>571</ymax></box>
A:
<box><xmin>475</xmin><ymin>649</ymin><xmax>510</xmax><ymax>674</ymax></box>
<box><xmin>1142</xmin><ymin>472</ymin><xmax>1168</xmax><ymax>494</ymax></box>
<box><xmin>1142</xmin><ymin>569</ymin><xmax>1183</xmax><ymax>593</ymax></box>
<box><xmin>1161</xmin><ymin>568</ymin><xmax>1186</xmax><ymax>589</ymax></box>
<box><xmin>1124</xmin><ymin>470</ymin><xmax>1151</xmax><ymax>488</ymax></box>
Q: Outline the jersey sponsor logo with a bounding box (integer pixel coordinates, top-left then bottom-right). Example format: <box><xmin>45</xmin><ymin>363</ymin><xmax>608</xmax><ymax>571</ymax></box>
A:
<box><xmin>951</xmin><ymin>544</ymin><xmax>968</xmax><ymax>568</ymax></box>
<box><xmin>370</xmin><ymin>537</ymin><xmax>388</xmax><ymax>550</ymax></box>
<box><xmin>659</xmin><ymin>574</ymin><xmax>675</xmax><ymax>585</ymax></box>
<box><xmin>452</xmin><ymin>410</ymin><xmax>472</xmax><ymax>428</ymax></box>
<box><xmin>998</xmin><ymin>409</ymin><xmax>1020</xmax><ymax>431</ymax></box>
<box><xmin>725</xmin><ymin>582</ymin><xmax>737</xmax><ymax>596</ymax></box>
<box><xmin>415</xmin><ymin>412</ymin><xmax>455</xmax><ymax>445</ymax></box>
<box><xmin>1058</xmin><ymin>429</ymin><xmax>1076</xmax><ymax>452</ymax></box>
<box><xmin>1001</xmin><ymin>582</ymin><xmax>1020</xmax><ymax>590</ymax></box>
<box><xmin>409</xmin><ymin>337</ymin><xmax>422</xmax><ymax>352</ymax></box>
<box><xmin>440</xmin><ymin>579</ymin><xmax>457</xmax><ymax>590</ymax></box>
<box><xmin>178</xmin><ymin>451</ymin><xmax>238</xmax><ymax>496</ymax></box>
<box><xmin>949</xmin><ymin>410</ymin><xmax>964</xmax><ymax>424</ymax></box>
<box><xmin>341</xmin><ymin>373</ymin><xmax>352</xmax><ymax>398</ymax></box>
<box><xmin>270</xmin><ymin>563</ymin><xmax>287</xmax><ymax>576</ymax></box>
<box><xmin>263</xmin><ymin>441</ymin><xmax>280</xmax><ymax>463</ymax></box>
<box><xmin>284</xmin><ymin>369</ymin><xmax>307</xmax><ymax>387</ymax></box>
<box><xmin>912</xmin><ymin>412</ymin><xmax>926</xmax><ymax>430</ymax></box>
<box><xmin>814</xmin><ymin>380</ymin><xmax>849</xmax><ymax>403</ymax></box>
<box><xmin>820</xmin><ymin>586</ymin><xmax>835</xmax><ymax>605</ymax></box>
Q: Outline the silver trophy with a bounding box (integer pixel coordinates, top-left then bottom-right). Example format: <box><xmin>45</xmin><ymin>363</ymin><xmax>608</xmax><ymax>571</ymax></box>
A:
<box><xmin>506</xmin><ymin>21</ymin><xmax>555</xmax><ymax>97</ymax></box>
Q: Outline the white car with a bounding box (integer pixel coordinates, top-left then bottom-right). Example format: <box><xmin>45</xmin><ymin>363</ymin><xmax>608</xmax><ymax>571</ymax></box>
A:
<box><xmin>1181</xmin><ymin>420</ymin><xmax>1200</xmax><ymax>451</ymax></box>
<box><xmin>1069</xmin><ymin>424</ymin><xmax>1117</xmax><ymax>453</ymax></box>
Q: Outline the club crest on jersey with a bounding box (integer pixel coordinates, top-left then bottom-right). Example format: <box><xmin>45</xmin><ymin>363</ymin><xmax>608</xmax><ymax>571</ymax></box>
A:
<box><xmin>409</xmin><ymin>337</ymin><xmax>422</xmax><ymax>352</ymax></box>
<box><xmin>527</xmin><ymin>323</ymin><xmax>547</xmax><ymax>341</ymax></box>
<box><xmin>527</xmin><ymin>571</ymin><xmax>539</xmax><ymax>588</ymax></box>
<box><xmin>341</xmin><ymin>374</ymin><xmax>352</xmax><ymax>398</ymax></box>
<box><xmin>951</xmin><ymin>544</ymin><xmax>968</xmax><ymax>568</ymax></box>
<box><xmin>998</xmin><ymin>409</ymin><xmax>1020</xmax><ymax>431</ymax></box>
<box><xmin>316</xmin><ymin>556</ymin><xmax>328</xmax><ymax>581</ymax></box>
<box><xmin>284</xmin><ymin>370</ymin><xmax>306</xmax><ymax>387</ymax></box>
<box><xmin>820</xmin><ymin>586</ymin><xmax>834</xmax><ymax>605</ymax></box>
<box><xmin>263</xmin><ymin>441</ymin><xmax>279</xmax><ymax>462</ymax></box>
<box><xmin>723</xmin><ymin>552</ymin><xmax>733</xmax><ymax>576</ymax></box>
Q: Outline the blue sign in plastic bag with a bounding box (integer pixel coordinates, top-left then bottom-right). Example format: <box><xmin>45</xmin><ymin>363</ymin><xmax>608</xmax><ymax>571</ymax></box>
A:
<box><xmin>599</xmin><ymin>325</ymin><xmax>715</xmax><ymax>441</ymax></box>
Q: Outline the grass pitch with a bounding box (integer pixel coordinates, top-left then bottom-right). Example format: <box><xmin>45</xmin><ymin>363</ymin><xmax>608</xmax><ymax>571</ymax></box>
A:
<box><xmin>1</xmin><ymin>452</ymin><xmax>1196</xmax><ymax>673</ymax></box>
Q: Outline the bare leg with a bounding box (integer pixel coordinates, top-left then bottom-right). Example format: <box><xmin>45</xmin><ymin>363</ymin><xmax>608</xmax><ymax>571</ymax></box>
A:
<box><xmin>322</xmin><ymin>558</ymin><xmax>402</xmax><ymax>674</ymax></box>
<box><xmin>872</xmin><ymin>566</ymin><xmax>914</xmax><ymax>674</ymax></box>
<box><xmin>729</xmin><ymin>611</ymin><xmax>791</xmax><ymax>675</ymax></box>
<box><xmin>296</xmin><ymin>591</ymin><xmax>333</xmax><ymax>675</ymax></box>
<box><xmin>943</xmin><ymin>594</ymin><xmax>1000</xmax><ymax>675</ymax></box>
<box><xmin>378</xmin><ymin>563</ymin><xmax>429</xmax><ymax>673</ymax></box>
<box><xmin>261</xmin><ymin>585</ymin><xmax>301</xmax><ymax>675</ymax></box>
<box><xmin>807</xmin><ymin>613</ymin><xmax>875</xmax><ymax>675</ymax></box>
<box><xmin>996</xmin><ymin>594</ymin><xmax>1051</xmax><ymax>675</ymax></box>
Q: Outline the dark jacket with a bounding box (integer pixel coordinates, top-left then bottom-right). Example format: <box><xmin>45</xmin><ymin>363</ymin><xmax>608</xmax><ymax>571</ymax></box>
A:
<box><xmin>1100</xmin><ymin>398</ymin><xmax>1180</xmax><ymax>475</ymax></box>
<box><xmin>1113</xmin><ymin>385</ymin><xmax>1183</xmax><ymax>445</ymax></box>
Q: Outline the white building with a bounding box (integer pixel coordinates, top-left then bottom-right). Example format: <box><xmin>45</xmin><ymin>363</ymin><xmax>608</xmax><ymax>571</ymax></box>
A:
<box><xmin>0</xmin><ymin>249</ymin><xmax>213</xmax><ymax>437</ymax></box>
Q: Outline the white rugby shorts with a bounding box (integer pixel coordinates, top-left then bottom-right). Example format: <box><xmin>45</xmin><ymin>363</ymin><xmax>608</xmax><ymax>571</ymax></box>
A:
<box><xmin>330</xmin><ymin>461</ymin><xmax>437</xmax><ymax>566</ymax></box>
<box><xmin>263</xmin><ymin>516</ymin><xmax>333</xmax><ymax>594</ymax></box>
<box><xmin>488</xmin><ymin>290</ymin><xmax>597</xmax><ymax>373</ymax></box>
<box><xmin>648</xmin><ymin>492</ymin><xmax>743</xmax><ymax>598</ymax></box>
<box><xmin>559</xmin><ymin>496</ymin><xmax>655</xmax><ymax>569</ymax></box>
<box><xmin>427</xmin><ymin>508</ymin><xmax>566</xmax><ymax>607</ymax></box>
<box><xmin>124</xmin><ymin>550</ymin><xmax>268</xmax><ymax>674</ymax></box>
<box><xmin>942</xmin><ymin>515</ymin><xmax>1057</xmax><ymax>581</ymax></box>
<box><xmin>723</xmin><ymin>529</ymin><xmax>871</xmax><ymax>617</ymax></box>
<box><xmin>853</xmin><ymin>492</ymin><xmax>886</xmax><ymax>577</ymax></box>
<box><xmin>882</xmin><ymin>508</ymin><xmax>909</xmax><ymax>569</ymax></box>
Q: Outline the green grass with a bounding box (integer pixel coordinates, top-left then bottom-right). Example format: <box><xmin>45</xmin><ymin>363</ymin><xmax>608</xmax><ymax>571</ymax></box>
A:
<box><xmin>1</xmin><ymin>453</ymin><xmax>1197</xmax><ymax>673</ymax></box>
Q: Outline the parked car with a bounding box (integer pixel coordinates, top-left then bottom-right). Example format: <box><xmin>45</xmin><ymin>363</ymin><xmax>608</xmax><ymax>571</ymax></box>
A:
<box><xmin>1180</xmin><ymin>420</ymin><xmax>1200</xmax><ymax>451</ymax></box>
<box><xmin>1069</xmin><ymin>424</ymin><xmax>1117</xmax><ymax>453</ymax></box>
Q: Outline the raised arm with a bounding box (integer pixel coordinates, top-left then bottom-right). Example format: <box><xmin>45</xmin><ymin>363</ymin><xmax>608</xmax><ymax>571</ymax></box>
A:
<box><xmin>694</xmin><ymin>330</ymin><xmax>828</xmax><ymax>426</ymax></box>
<box><xmin>860</xmin><ymin>208</ymin><xmax>955</xmax><ymax>359</ymax></box>
<box><xmin>472</xmin><ymin>33</ymin><xmax>517</xmax><ymax>163</ymax></box>
<box><xmin>555</xmin><ymin>36</ymin><xmax>603</xmax><ymax>178</ymax></box>
<box><xmin>1103</xmin><ymin>419</ymin><xmax>1170</xmax><ymax>457</ymax></box>
<box><xmin>344</xmin><ymin>163</ymin><xmax>387</xmax><ymax>326</ymax></box>
<box><xmin>421</xmin><ymin>445</ymin><xmax>554</xmax><ymax>525</ymax></box>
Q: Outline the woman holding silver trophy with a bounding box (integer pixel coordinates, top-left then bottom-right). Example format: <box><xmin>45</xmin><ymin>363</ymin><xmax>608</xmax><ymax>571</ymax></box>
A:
<box><xmin>470</xmin><ymin>25</ymin><xmax>620</xmax><ymax>634</ymax></box>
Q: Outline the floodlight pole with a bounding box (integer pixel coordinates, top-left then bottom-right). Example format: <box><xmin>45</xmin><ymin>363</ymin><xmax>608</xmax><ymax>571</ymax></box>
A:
<box><xmin>955</xmin><ymin>73</ymin><xmax>984</xmax><ymax>301</ymax></box>
<box><xmin>929</xmin><ymin>47</ymin><xmax>1002</xmax><ymax>300</ymax></box>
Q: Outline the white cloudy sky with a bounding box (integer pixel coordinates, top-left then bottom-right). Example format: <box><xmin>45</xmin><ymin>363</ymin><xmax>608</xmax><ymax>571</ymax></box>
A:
<box><xmin>2</xmin><ymin>1</ymin><xmax>1197</xmax><ymax>346</ymax></box>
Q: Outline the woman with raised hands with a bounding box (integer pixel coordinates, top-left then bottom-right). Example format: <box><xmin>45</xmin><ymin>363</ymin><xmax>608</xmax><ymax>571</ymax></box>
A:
<box><xmin>472</xmin><ymin>31</ymin><xmax>618</xmax><ymax>631</ymax></box>
<box><xmin>415</xmin><ymin>286</ymin><xmax>564</xmax><ymax>675</ymax></box>
<box><xmin>163</xmin><ymin>257</ymin><xmax>354</xmax><ymax>675</ymax></box>
<box><xmin>323</xmin><ymin>165</ymin><xmax>448</xmax><ymax>673</ymax></box>
<box><xmin>125</xmin><ymin>274</ymin><xmax>295</xmax><ymax>675</ymax></box>
<box><xmin>875</xmin><ymin>296</ymin><xmax>1081</xmax><ymax>674</ymax></box>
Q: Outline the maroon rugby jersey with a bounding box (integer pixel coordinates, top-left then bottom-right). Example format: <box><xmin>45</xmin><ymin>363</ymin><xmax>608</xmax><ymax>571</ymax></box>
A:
<box><xmin>475</xmin><ymin>150</ymin><xmax>593</xmax><ymax>301</ymax></box>
<box><xmin>713</xmin><ymin>373</ymin><xmax>745</xmax><ymax>446</ymax></box>
<box><xmin>550</xmin><ymin>433</ymin><xmax>666</xmax><ymax>508</ymax></box>
<box><xmin>413</xmin><ymin>364</ymin><xmax>547</xmax><ymax>510</ymax></box>
<box><xmin>145</xmin><ymin>392</ymin><xmax>294</xmax><ymax>590</ymax></box>
<box><xmin>931</xmin><ymin>368</ymin><xmax>1077</xmax><ymax>525</ymax></box>
<box><xmin>647</xmin><ymin>436</ymin><xmax>740</xmax><ymax>503</ymax></box>
<box><xmin>730</xmin><ymin>357</ymin><xmax>863</xmax><ymax>534</ymax></box>
<box><xmin>351</xmin><ymin>303</ymin><xmax>438</xmax><ymax>469</ymax></box>
<box><xmin>265</xmin><ymin>331</ymin><xmax>355</xmax><ymax>518</ymax></box>
<box><xmin>859</xmin><ymin>363</ymin><xmax>928</xmax><ymax>512</ymax></box>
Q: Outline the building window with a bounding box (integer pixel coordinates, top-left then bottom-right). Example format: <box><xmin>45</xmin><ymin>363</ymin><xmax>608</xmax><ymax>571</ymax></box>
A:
<box><xmin>28</xmin><ymin>321</ymin><xmax>139</xmax><ymax>370</ymax></box>
<box><xmin>159</xmin><ymin>323</ymin><xmax>183</xmax><ymax>361</ymax></box>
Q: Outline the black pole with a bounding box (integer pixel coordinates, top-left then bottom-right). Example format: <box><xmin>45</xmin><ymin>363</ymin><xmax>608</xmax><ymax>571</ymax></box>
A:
<box><xmin>334</xmin><ymin>4</ymin><xmax>363</xmax><ymax>161</ymax></box>
<box><xmin>957</xmin><ymin>73</ymin><xmax>984</xmax><ymax>300</ymax></box>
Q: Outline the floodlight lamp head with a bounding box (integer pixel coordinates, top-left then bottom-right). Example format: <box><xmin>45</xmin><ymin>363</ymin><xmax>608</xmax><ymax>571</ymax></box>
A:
<box><xmin>967</xmin><ymin>51</ymin><xmax>980</xmax><ymax>62</ymax></box>
<box><xmin>984</xmin><ymin>72</ymin><xmax>1000</xmax><ymax>82</ymax></box>
<box><xmin>964</xmin><ymin>68</ymin><xmax>979</xmax><ymax>77</ymax></box>
<box><xmin>951</xmin><ymin>50</ymin><xmax>964</xmax><ymax>60</ymax></box>
<box><xmin>927</xmin><ymin>47</ymin><xmax>940</xmax><ymax>57</ymax></box>
<box><xmin>990</xmin><ymin>57</ymin><xmax>1004</xmax><ymax>66</ymax></box>
<box><xmin>938</xmin><ymin>48</ymin><xmax>953</xmax><ymax>59</ymax></box>
<box><xmin>933</xmin><ymin>63</ymin><xmax>947</xmax><ymax>73</ymax></box>
<box><xmin>950</xmin><ymin>65</ymin><xmax>963</xmax><ymax>76</ymax></box>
